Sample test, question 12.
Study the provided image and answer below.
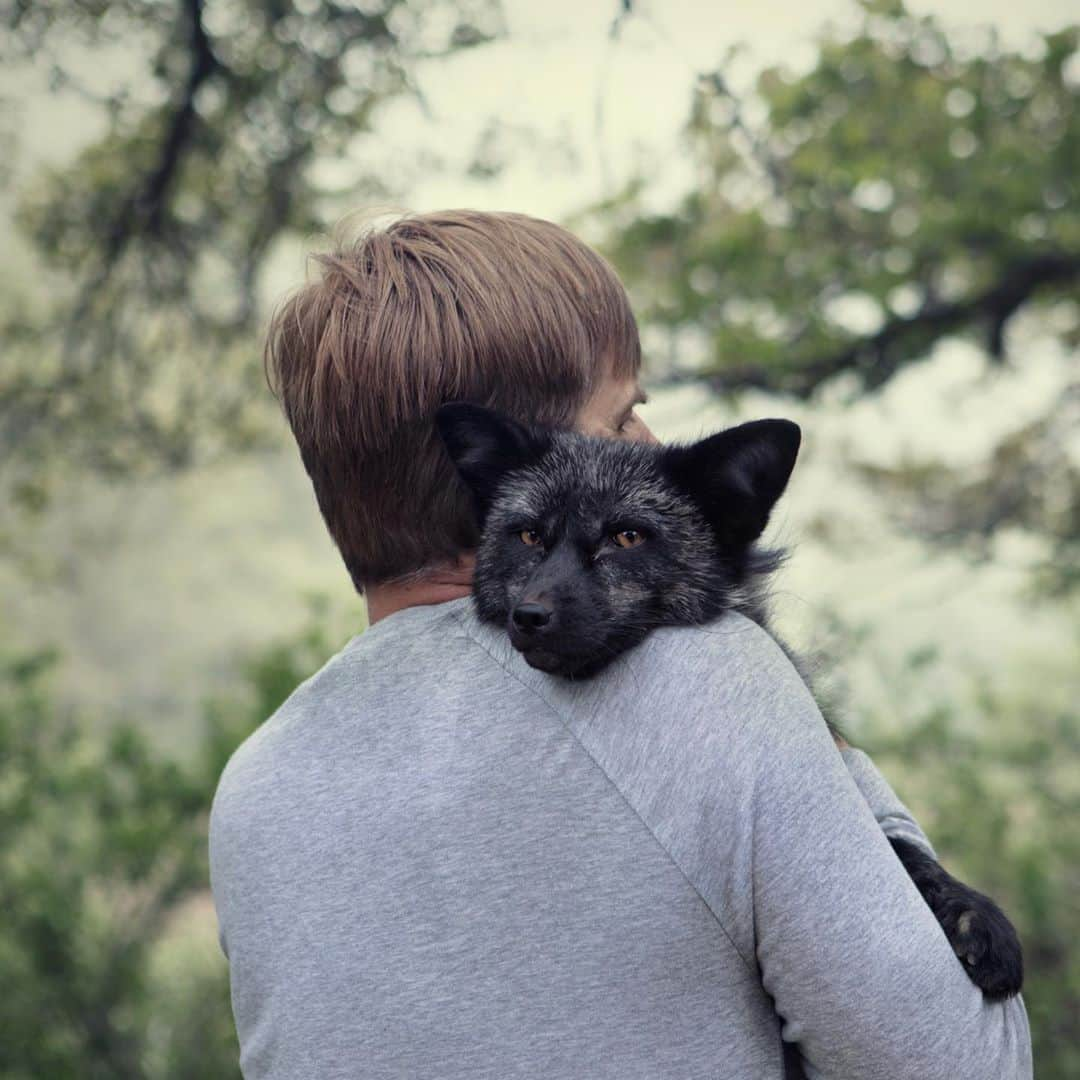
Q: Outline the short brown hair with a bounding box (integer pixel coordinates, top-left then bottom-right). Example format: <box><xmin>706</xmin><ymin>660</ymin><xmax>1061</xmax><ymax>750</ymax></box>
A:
<box><xmin>266</xmin><ymin>210</ymin><xmax>641</xmax><ymax>590</ymax></box>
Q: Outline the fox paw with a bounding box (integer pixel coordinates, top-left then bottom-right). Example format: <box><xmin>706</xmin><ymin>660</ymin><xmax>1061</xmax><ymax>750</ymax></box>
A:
<box><xmin>939</xmin><ymin>891</ymin><xmax>1024</xmax><ymax>1001</ymax></box>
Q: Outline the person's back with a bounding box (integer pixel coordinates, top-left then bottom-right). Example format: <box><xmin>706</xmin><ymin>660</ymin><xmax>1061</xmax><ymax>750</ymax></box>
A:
<box><xmin>210</xmin><ymin>598</ymin><xmax>1031</xmax><ymax>1080</ymax></box>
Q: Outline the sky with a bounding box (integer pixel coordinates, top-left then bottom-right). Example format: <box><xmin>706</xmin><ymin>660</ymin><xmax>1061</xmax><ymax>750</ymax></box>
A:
<box><xmin>375</xmin><ymin>0</ymin><xmax>1076</xmax><ymax>223</ymax></box>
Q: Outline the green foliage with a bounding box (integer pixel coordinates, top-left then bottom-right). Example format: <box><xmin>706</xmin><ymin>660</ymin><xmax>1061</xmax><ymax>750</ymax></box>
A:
<box><xmin>593</xmin><ymin>1</ymin><xmax>1079</xmax><ymax>394</ymax></box>
<box><xmin>864</xmin><ymin>646</ymin><xmax>1080</xmax><ymax>1080</ymax></box>
<box><xmin>0</xmin><ymin>615</ymin><xmax>340</xmax><ymax>1077</ymax></box>
<box><xmin>0</xmin><ymin>0</ymin><xmax>502</xmax><ymax>488</ymax></box>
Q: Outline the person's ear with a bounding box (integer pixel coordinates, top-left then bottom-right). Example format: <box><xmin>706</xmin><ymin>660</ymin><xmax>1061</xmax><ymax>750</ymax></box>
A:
<box><xmin>662</xmin><ymin>419</ymin><xmax>801</xmax><ymax>547</ymax></box>
<box><xmin>436</xmin><ymin>403</ymin><xmax>551</xmax><ymax>522</ymax></box>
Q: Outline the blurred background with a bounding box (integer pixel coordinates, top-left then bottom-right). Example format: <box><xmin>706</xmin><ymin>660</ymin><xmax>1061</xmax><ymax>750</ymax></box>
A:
<box><xmin>1</xmin><ymin>0</ymin><xmax>1077</xmax><ymax>1075</ymax></box>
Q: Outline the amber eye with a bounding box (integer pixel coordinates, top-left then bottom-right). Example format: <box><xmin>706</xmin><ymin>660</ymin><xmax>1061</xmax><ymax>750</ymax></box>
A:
<box><xmin>519</xmin><ymin>529</ymin><xmax>542</xmax><ymax>547</ymax></box>
<box><xmin>611</xmin><ymin>529</ymin><xmax>644</xmax><ymax>549</ymax></box>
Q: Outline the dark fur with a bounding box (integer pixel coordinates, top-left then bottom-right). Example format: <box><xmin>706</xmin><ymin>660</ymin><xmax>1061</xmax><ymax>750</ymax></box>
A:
<box><xmin>438</xmin><ymin>402</ymin><xmax>1023</xmax><ymax>1000</ymax></box>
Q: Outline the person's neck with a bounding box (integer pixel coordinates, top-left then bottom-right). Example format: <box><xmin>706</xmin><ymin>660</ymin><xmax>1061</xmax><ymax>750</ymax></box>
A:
<box><xmin>365</xmin><ymin>554</ymin><xmax>476</xmax><ymax>625</ymax></box>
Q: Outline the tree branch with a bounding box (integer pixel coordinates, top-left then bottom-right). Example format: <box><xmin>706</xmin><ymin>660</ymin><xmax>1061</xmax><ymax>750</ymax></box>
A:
<box><xmin>62</xmin><ymin>0</ymin><xmax>220</xmax><ymax>368</ymax></box>
<box><xmin>678</xmin><ymin>252</ymin><xmax>1080</xmax><ymax>398</ymax></box>
<box><xmin>697</xmin><ymin>70</ymin><xmax>787</xmax><ymax>199</ymax></box>
<box><xmin>108</xmin><ymin>0</ymin><xmax>220</xmax><ymax>259</ymax></box>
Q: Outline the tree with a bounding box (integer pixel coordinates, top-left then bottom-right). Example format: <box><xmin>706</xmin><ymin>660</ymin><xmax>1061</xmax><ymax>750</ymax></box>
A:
<box><xmin>593</xmin><ymin>0</ymin><xmax>1077</xmax><ymax>394</ymax></box>
<box><xmin>0</xmin><ymin>0</ymin><xmax>502</xmax><ymax>495</ymax></box>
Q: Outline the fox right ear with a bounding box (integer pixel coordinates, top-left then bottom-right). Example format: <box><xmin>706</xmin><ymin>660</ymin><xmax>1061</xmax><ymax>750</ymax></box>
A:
<box><xmin>436</xmin><ymin>403</ymin><xmax>550</xmax><ymax>522</ymax></box>
<box><xmin>663</xmin><ymin>418</ymin><xmax>801</xmax><ymax>547</ymax></box>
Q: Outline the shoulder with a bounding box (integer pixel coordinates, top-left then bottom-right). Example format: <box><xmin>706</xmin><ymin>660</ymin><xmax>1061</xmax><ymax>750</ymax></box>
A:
<box><xmin>607</xmin><ymin>611</ymin><xmax>825</xmax><ymax>752</ymax></box>
<box><xmin>539</xmin><ymin>611</ymin><xmax>832</xmax><ymax>823</ymax></box>
<box><xmin>639</xmin><ymin>610</ymin><xmax>803</xmax><ymax>687</ymax></box>
<box><xmin>210</xmin><ymin>601</ymin><xmax>478</xmax><ymax>840</ymax></box>
<box><xmin>208</xmin><ymin>629</ymin><xmax>375</xmax><ymax>846</ymax></box>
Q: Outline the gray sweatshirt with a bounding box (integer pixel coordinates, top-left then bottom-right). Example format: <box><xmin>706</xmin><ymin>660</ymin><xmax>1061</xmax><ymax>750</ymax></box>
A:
<box><xmin>209</xmin><ymin>598</ymin><xmax>1032</xmax><ymax>1079</ymax></box>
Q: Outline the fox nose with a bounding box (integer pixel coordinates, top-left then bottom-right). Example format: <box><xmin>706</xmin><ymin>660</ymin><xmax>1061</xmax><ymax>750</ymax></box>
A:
<box><xmin>512</xmin><ymin>601</ymin><xmax>553</xmax><ymax>633</ymax></box>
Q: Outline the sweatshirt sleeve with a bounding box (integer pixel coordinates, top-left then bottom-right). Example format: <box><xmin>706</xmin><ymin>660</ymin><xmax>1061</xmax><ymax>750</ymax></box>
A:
<box><xmin>839</xmin><ymin>746</ymin><xmax>937</xmax><ymax>858</ymax></box>
<box><xmin>739</xmin><ymin>631</ymin><xmax>1031</xmax><ymax>1080</ymax></box>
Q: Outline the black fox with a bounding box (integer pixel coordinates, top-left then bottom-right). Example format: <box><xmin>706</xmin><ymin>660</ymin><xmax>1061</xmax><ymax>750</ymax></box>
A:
<box><xmin>437</xmin><ymin>401</ymin><xmax>1024</xmax><ymax>1001</ymax></box>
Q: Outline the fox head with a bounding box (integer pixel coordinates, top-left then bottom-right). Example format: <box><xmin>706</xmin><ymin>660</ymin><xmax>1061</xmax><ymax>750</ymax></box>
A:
<box><xmin>437</xmin><ymin>403</ymin><xmax>800</xmax><ymax>678</ymax></box>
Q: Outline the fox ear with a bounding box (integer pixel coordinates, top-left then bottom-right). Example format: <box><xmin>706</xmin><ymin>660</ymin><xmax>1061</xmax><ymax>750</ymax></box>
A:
<box><xmin>436</xmin><ymin>403</ymin><xmax>550</xmax><ymax>521</ymax></box>
<box><xmin>664</xmin><ymin>419</ymin><xmax>801</xmax><ymax>546</ymax></box>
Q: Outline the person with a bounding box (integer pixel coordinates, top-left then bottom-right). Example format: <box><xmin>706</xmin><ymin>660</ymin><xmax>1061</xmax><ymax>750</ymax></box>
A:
<box><xmin>209</xmin><ymin>210</ymin><xmax>1032</xmax><ymax>1079</ymax></box>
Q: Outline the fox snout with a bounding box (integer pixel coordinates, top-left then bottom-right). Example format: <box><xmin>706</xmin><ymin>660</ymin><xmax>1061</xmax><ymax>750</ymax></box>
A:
<box><xmin>508</xmin><ymin>595</ymin><xmax>574</xmax><ymax>673</ymax></box>
<box><xmin>511</xmin><ymin>600</ymin><xmax>554</xmax><ymax>633</ymax></box>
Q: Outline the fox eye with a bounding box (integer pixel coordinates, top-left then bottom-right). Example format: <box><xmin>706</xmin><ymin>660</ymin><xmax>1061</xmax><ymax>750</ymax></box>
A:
<box><xmin>611</xmin><ymin>529</ymin><xmax>644</xmax><ymax>549</ymax></box>
<box><xmin>519</xmin><ymin>529</ymin><xmax>543</xmax><ymax>547</ymax></box>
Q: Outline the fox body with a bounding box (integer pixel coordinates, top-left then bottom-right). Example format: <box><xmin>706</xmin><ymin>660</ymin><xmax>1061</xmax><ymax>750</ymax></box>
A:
<box><xmin>437</xmin><ymin>402</ymin><xmax>1023</xmax><ymax>1001</ymax></box>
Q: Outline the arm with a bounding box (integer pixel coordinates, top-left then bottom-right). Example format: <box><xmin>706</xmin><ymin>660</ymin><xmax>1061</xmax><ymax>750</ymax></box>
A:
<box><xmin>839</xmin><ymin>745</ymin><xmax>937</xmax><ymax>857</ymax></box>
<box><xmin>742</xmin><ymin>638</ymin><xmax>1030</xmax><ymax>1080</ymax></box>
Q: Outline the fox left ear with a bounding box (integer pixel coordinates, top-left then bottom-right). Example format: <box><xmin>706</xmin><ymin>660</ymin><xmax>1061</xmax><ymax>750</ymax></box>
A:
<box><xmin>436</xmin><ymin>402</ymin><xmax>551</xmax><ymax>523</ymax></box>
<box><xmin>663</xmin><ymin>419</ymin><xmax>801</xmax><ymax>546</ymax></box>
